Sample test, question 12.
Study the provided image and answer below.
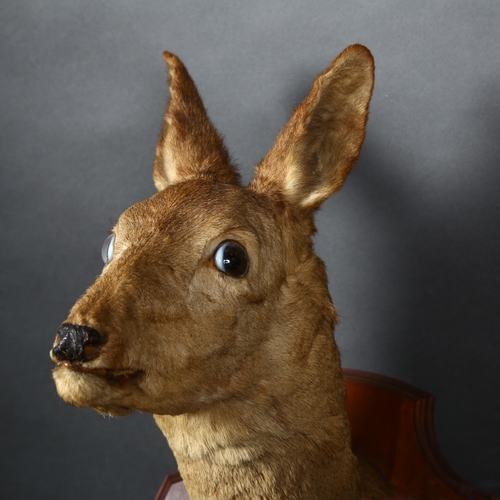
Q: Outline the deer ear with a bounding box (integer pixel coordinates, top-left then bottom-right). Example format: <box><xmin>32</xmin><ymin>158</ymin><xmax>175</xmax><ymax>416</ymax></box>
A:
<box><xmin>153</xmin><ymin>52</ymin><xmax>240</xmax><ymax>191</ymax></box>
<box><xmin>249</xmin><ymin>45</ymin><xmax>374</xmax><ymax>210</ymax></box>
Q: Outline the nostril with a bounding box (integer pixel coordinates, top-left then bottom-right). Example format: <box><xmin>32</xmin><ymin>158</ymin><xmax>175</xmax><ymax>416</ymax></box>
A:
<box><xmin>52</xmin><ymin>342</ymin><xmax>67</xmax><ymax>362</ymax></box>
<box><xmin>52</xmin><ymin>324</ymin><xmax>102</xmax><ymax>363</ymax></box>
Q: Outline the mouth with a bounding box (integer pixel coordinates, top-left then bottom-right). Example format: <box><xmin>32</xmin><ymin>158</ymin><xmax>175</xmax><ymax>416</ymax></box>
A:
<box><xmin>55</xmin><ymin>361</ymin><xmax>142</xmax><ymax>382</ymax></box>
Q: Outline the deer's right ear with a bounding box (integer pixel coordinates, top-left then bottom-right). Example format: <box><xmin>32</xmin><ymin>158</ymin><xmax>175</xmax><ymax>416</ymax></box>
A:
<box><xmin>153</xmin><ymin>52</ymin><xmax>240</xmax><ymax>191</ymax></box>
<box><xmin>249</xmin><ymin>45</ymin><xmax>374</xmax><ymax>211</ymax></box>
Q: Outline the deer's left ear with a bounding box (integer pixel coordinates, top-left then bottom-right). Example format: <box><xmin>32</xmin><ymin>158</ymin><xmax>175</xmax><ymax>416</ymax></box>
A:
<box><xmin>249</xmin><ymin>45</ymin><xmax>374</xmax><ymax>211</ymax></box>
<box><xmin>153</xmin><ymin>52</ymin><xmax>240</xmax><ymax>191</ymax></box>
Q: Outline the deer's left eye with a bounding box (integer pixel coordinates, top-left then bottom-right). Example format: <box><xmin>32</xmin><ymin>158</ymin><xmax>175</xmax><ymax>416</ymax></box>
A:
<box><xmin>101</xmin><ymin>234</ymin><xmax>115</xmax><ymax>265</ymax></box>
<box><xmin>214</xmin><ymin>241</ymin><xmax>248</xmax><ymax>278</ymax></box>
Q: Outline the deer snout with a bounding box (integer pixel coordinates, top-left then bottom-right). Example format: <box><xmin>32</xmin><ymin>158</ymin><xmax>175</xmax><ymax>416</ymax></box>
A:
<box><xmin>51</xmin><ymin>324</ymin><xmax>102</xmax><ymax>363</ymax></box>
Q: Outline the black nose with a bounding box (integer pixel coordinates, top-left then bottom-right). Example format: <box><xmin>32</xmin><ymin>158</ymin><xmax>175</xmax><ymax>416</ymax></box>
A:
<box><xmin>52</xmin><ymin>324</ymin><xmax>102</xmax><ymax>363</ymax></box>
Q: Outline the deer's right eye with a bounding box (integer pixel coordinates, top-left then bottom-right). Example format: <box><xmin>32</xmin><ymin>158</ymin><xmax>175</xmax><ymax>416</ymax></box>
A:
<box><xmin>101</xmin><ymin>234</ymin><xmax>115</xmax><ymax>265</ymax></box>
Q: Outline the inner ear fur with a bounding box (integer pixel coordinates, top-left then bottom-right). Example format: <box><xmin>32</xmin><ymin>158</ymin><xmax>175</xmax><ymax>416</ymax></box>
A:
<box><xmin>153</xmin><ymin>52</ymin><xmax>240</xmax><ymax>191</ymax></box>
<box><xmin>249</xmin><ymin>44</ymin><xmax>374</xmax><ymax>210</ymax></box>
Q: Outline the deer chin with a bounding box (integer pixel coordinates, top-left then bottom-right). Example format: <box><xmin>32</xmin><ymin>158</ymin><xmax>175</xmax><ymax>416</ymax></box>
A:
<box><xmin>52</xmin><ymin>362</ymin><xmax>142</xmax><ymax>417</ymax></box>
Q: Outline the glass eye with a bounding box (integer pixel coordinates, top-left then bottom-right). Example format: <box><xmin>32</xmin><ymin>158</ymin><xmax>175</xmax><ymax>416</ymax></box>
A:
<box><xmin>214</xmin><ymin>241</ymin><xmax>248</xmax><ymax>278</ymax></box>
<box><xmin>101</xmin><ymin>234</ymin><xmax>115</xmax><ymax>265</ymax></box>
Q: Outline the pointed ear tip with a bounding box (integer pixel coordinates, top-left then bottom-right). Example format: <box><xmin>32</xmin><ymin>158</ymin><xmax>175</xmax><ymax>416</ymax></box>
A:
<box><xmin>162</xmin><ymin>51</ymin><xmax>178</xmax><ymax>65</ymax></box>
<box><xmin>344</xmin><ymin>44</ymin><xmax>374</xmax><ymax>67</ymax></box>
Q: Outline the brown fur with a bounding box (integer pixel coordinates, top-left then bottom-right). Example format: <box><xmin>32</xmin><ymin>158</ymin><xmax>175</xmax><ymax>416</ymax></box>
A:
<box><xmin>51</xmin><ymin>45</ymin><xmax>392</xmax><ymax>499</ymax></box>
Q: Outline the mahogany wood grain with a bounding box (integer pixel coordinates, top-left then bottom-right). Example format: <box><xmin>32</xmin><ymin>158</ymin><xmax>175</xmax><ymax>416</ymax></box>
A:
<box><xmin>155</xmin><ymin>369</ymin><xmax>495</xmax><ymax>500</ymax></box>
<box><xmin>155</xmin><ymin>471</ymin><xmax>183</xmax><ymax>500</ymax></box>
<box><xmin>343</xmin><ymin>369</ymin><xmax>494</xmax><ymax>500</ymax></box>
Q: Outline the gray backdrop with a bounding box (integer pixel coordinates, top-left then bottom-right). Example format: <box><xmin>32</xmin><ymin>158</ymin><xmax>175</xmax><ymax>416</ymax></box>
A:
<box><xmin>1</xmin><ymin>1</ymin><xmax>499</xmax><ymax>498</ymax></box>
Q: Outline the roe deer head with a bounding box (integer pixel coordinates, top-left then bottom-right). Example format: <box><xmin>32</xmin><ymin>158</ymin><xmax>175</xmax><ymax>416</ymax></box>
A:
<box><xmin>51</xmin><ymin>44</ymin><xmax>391</xmax><ymax>499</ymax></box>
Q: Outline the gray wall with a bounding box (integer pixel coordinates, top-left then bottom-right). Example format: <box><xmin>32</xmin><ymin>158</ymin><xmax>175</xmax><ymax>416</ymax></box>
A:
<box><xmin>1</xmin><ymin>1</ymin><xmax>499</xmax><ymax>498</ymax></box>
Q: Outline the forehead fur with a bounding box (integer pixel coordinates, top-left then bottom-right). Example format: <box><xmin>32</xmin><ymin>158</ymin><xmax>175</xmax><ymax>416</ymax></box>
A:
<box><xmin>118</xmin><ymin>180</ymin><xmax>288</xmax><ymax>242</ymax></box>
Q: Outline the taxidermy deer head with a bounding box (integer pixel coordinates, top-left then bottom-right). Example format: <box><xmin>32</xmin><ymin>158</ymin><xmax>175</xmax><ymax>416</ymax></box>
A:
<box><xmin>51</xmin><ymin>44</ymin><xmax>391</xmax><ymax>499</ymax></box>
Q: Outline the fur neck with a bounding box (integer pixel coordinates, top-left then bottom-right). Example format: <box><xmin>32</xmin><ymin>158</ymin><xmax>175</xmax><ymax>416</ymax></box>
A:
<box><xmin>154</xmin><ymin>315</ymin><xmax>362</xmax><ymax>499</ymax></box>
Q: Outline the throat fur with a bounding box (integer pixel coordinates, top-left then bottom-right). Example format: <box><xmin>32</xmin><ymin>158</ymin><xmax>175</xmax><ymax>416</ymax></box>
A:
<box><xmin>155</xmin><ymin>405</ymin><xmax>364</xmax><ymax>500</ymax></box>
